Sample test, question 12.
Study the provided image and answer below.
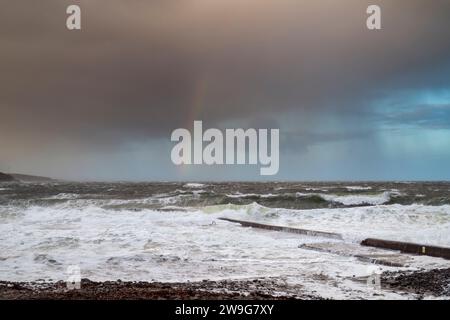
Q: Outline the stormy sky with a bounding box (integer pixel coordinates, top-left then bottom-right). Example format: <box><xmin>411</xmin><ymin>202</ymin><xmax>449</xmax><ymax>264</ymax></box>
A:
<box><xmin>1</xmin><ymin>0</ymin><xmax>450</xmax><ymax>181</ymax></box>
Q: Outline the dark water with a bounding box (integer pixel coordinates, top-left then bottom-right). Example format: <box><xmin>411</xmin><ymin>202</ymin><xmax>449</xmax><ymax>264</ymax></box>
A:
<box><xmin>1</xmin><ymin>181</ymin><xmax>450</xmax><ymax>210</ymax></box>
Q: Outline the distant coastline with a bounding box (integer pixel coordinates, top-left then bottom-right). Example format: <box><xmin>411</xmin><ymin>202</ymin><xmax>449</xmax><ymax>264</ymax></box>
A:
<box><xmin>0</xmin><ymin>172</ymin><xmax>14</xmax><ymax>182</ymax></box>
<box><xmin>0</xmin><ymin>172</ymin><xmax>55</xmax><ymax>182</ymax></box>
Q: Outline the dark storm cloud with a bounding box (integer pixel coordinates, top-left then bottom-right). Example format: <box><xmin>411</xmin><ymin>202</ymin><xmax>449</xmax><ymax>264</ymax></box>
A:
<box><xmin>280</xmin><ymin>128</ymin><xmax>376</xmax><ymax>155</ymax></box>
<box><xmin>1</xmin><ymin>0</ymin><xmax>450</xmax><ymax>178</ymax></box>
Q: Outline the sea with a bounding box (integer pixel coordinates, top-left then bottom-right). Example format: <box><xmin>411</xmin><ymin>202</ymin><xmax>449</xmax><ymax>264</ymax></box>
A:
<box><xmin>1</xmin><ymin>181</ymin><xmax>449</xmax><ymax>299</ymax></box>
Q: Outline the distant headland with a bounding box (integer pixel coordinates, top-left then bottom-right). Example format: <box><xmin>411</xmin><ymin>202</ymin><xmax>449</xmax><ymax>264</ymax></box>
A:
<box><xmin>0</xmin><ymin>172</ymin><xmax>55</xmax><ymax>182</ymax></box>
<box><xmin>0</xmin><ymin>172</ymin><xmax>14</xmax><ymax>182</ymax></box>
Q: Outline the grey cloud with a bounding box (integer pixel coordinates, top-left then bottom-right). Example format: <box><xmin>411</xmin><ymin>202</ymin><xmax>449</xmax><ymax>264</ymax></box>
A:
<box><xmin>1</xmin><ymin>0</ymin><xmax>450</xmax><ymax>178</ymax></box>
<box><xmin>379</xmin><ymin>104</ymin><xmax>450</xmax><ymax>129</ymax></box>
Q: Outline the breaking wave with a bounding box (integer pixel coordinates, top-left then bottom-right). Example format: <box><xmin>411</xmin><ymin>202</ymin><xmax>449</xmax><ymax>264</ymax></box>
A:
<box><xmin>299</xmin><ymin>191</ymin><xmax>392</xmax><ymax>206</ymax></box>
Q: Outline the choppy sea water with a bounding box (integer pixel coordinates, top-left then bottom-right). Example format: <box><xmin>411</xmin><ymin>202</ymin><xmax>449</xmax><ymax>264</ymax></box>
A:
<box><xmin>1</xmin><ymin>181</ymin><xmax>450</xmax><ymax>299</ymax></box>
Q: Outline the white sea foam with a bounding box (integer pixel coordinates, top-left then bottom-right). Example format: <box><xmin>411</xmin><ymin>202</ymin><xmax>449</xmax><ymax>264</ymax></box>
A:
<box><xmin>183</xmin><ymin>183</ymin><xmax>206</xmax><ymax>188</ymax></box>
<box><xmin>45</xmin><ymin>193</ymin><xmax>80</xmax><ymax>200</ymax></box>
<box><xmin>226</xmin><ymin>193</ymin><xmax>278</xmax><ymax>198</ymax></box>
<box><xmin>303</xmin><ymin>187</ymin><xmax>329</xmax><ymax>192</ymax></box>
<box><xmin>320</xmin><ymin>191</ymin><xmax>391</xmax><ymax>205</ymax></box>
<box><xmin>345</xmin><ymin>186</ymin><xmax>372</xmax><ymax>191</ymax></box>
<box><xmin>0</xmin><ymin>200</ymin><xmax>449</xmax><ymax>299</ymax></box>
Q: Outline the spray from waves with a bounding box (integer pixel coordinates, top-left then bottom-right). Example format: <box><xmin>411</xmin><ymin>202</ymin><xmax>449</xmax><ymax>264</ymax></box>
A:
<box><xmin>200</xmin><ymin>202</ymin><xmax>275</xmax><ymax>217</ymax></box>
<box><xmin>280</xmin><ymin>204</ymin><xmax>450</xmax><ymax>246</ymax></box>
<box><xmin>200</xmin><ymin>202</ymin><xmax>450</xmax><ymax>246</ymax></box>
<box><xmin>6</xmin><ymin>198</ymin><xmax>450</xmax><ymax>243</ymax></box>
<box><xmin>183</xmin><ymin>183</ymin><xmax>207</xmax><ymax>188</ymax></box>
